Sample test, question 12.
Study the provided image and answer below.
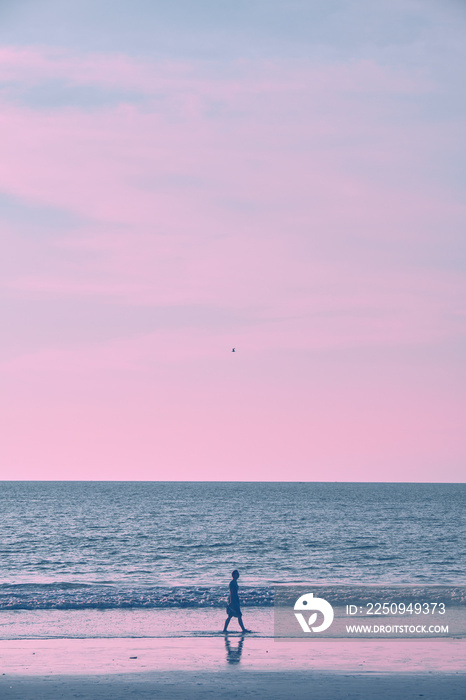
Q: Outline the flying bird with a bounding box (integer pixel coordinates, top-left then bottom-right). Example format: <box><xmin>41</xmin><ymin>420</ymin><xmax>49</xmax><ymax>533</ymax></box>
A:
<box><xmin>232</xmin><ymin>348</ymin><xmax>235</xmax><ymax>352</ymax></box>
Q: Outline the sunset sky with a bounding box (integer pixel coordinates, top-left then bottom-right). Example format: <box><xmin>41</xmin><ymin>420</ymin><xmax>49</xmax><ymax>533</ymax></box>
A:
<box><xmin>0</xmin><ymin>0</ymin><xmax>465</xmax><ymax>481</ymax></box>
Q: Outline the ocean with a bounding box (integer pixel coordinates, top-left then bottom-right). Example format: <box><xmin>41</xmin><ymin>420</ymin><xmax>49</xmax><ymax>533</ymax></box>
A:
<box><xmin>0</xmin><ymin>482</ymin><xmax>464</xmax><ymax>639</ymax></box>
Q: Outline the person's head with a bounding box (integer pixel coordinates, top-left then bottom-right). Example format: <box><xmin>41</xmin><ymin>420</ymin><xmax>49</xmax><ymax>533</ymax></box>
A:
<box><xmin>232</xmin><ymin>569</ymin><xmax>239</xmax><ymax>579</ymax></box>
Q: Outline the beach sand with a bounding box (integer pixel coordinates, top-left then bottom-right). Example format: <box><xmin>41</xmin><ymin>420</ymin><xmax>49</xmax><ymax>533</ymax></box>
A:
<box><xmin>1</xmin><ymin>637</ymin><xmax>465</xmax><ymax>699</ymax></box>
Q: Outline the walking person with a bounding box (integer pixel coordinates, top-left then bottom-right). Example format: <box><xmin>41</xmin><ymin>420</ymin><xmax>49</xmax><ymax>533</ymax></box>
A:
<box><xmin>223</xmin><ymin>569</ymin><xmax>251</xmax><ymax>633</ymax></box>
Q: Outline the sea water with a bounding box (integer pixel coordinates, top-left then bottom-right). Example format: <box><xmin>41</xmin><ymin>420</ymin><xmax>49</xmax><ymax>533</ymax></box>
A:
<box><xmin>0</xmin><ymin>482</ymin><xmax>464</xmax><ymax>638</ymax></box>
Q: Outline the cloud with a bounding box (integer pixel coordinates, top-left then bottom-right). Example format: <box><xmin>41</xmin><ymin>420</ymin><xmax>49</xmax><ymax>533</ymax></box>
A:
<box><xmin>0</xmin><ymin>47</ymin><xmax>464</xmax><ymax>361</ymax></box>
<box><xmin>0</xmin><ymin>48</ymin><xmax>453</xmax><ymax>229</ymax></box>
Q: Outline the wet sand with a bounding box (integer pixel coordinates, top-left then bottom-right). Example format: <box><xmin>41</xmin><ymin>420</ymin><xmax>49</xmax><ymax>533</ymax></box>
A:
<box><xmin>1</xmin><ymin>637</ymin><xmax>464</xmax><ymax>699</ymax></box>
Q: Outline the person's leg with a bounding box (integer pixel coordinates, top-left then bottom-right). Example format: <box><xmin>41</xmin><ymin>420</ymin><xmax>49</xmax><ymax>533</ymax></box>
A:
<box><xmin>238</xmin><ymin>615</ymin><xmax>247</xmax><ymax>632</ymax></box>
<box><xmin>223</xmin><ymin>615</ymin><xmax>232</xmax><ymax>632</ymax></box>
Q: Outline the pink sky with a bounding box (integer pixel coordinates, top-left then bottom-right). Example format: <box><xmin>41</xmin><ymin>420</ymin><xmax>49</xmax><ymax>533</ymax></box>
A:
<box><xmin>0</xmin><ymin>3</ymin><xmax>465</xmax><ymax>481</ymax></box>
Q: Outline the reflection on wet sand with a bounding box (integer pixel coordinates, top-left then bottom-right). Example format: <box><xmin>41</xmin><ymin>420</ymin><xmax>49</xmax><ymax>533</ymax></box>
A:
<box><xmin>224</xmin><ymin>633</ymin><xmax>244</xmax><ymax>664</ymax></box>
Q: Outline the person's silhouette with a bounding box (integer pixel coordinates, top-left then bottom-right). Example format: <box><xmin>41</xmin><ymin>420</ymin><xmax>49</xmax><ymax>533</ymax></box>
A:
<box><xmin>223</xmin><ymin>570</ymin><xmax>251</xmax><ymax>633</ymax></box>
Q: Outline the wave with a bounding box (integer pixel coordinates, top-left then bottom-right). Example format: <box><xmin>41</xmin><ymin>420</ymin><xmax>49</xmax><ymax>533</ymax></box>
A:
<box><xmin>275</xmin><ymin>584</ymin><xmax>466</xmax><ymax>607</ymax></box>
<box><xmin>0</xmin><ymin>584</ymin><xmax>273</xmax><ymax>610</ymax></box>
<box><xmin>0</xmin><ymin>583</ymin><xmax>463</xmax><ymax>611</ymax></box>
